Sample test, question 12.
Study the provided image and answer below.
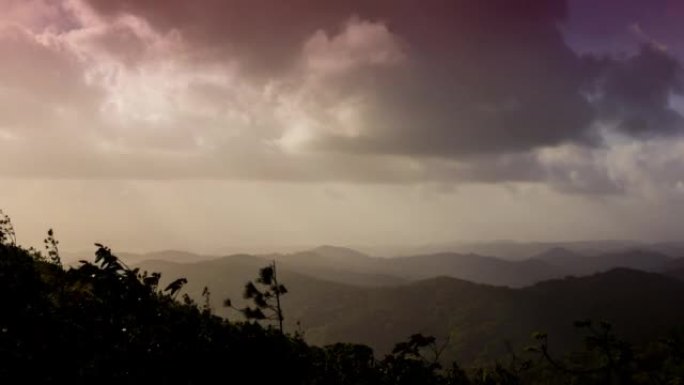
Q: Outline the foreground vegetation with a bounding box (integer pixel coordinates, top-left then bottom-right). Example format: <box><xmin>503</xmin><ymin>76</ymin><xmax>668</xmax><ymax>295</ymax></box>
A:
<box><xmin>1</xmin><ymin>212</ymin><xmax>684</xmax><ymax>384</ymax></box>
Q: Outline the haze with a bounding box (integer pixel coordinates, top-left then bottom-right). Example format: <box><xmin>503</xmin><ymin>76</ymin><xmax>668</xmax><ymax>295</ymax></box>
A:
<box><xmin>1</xmin><ymin>0</ymin><xmax>683</xmax><ymax>253</ymax></box>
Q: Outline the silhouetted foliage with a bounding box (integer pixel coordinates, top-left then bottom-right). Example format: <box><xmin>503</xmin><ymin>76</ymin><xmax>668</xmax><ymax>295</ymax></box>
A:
<box><xmin>43</xmin><ymin>228</ymin><xmax>61</xmax><ymax>267</ymax></box>
<box><xmin>525</xmin><ymin>320</ymin><xmax>684</xmax><ymax>384</ymax></box>
<box><xmin>226</xmin><ymin>261</ymin><xmax>287</xmax><ymax>333</ymax></box>
<box><xmin>0</xmin><ymin>210</ymin><xmax>16</xmax><ymax>246</ymax></box>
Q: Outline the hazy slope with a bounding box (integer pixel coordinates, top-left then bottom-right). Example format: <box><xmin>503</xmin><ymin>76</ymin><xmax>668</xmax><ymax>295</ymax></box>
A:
<box><xmin>384</xmin><ymin>252</ymin><xmax>563</xmax><ymax>287</ymax></box>
<box><xmin>281</xmin><ymin>246</ymin><xmax>564</xmax><ymax>287</ymax></box>
<box><xmin>269</xmin><ymin>246</ymin><xmax>676</xmax><ymax>287</ymax></box>
<box><xmin>276</xmin><ymin>246</ymin><xmax>407</xmax><ymax>287</ymax></box>
<box><xmin>532</xmin><ymin>248</ymin><xmax>672</xmax><ymax>276</ymax></box>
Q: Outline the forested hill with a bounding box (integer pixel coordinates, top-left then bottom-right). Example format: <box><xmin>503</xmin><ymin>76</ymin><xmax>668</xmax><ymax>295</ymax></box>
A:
<box><xmin>140</xmin><ymin>255</ymin><xmax>684</xmax><ymax>364</ymax></box>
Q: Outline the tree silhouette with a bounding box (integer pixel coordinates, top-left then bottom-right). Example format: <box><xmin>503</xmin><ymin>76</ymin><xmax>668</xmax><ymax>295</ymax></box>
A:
<box><xmin>165</xmin><ymin>278</ymin><xmax>188</xmax><ymax>299</ymax></box>
<box><xmin>43</xmin><ymin>228</ymin><xmax>61</xmax><ymax>267</ymax></box>
<box><xmin>225</xmin><ymin>261</ymin><xmax>287</xmax><ymax>333</ymax></box>
<box><xmin>380</xmin><ymin>334</ymin><xmax>445</xmax><ymax>385</ymax></box>
<box><xmin>0</xmin><ymin>210</ymin><xmax>16</xmax><ymax>246</ymax></box>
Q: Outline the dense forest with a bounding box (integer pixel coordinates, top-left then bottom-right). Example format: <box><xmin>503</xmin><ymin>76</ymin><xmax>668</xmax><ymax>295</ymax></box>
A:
<box><xmin>2</xmin><ymin>212</ymin><xmax>684</xmax><ymax>384</ymax></box>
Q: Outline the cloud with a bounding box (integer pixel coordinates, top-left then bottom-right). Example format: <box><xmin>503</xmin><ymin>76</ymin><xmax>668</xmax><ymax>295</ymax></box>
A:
<box><xmin>588</xmin><ymin>44</ymin><xmax>684</xmax><ymax>137</ymax></box>
<box><xmin>302</xmin><ymin>17</ymin><xmax>405</xmax><ymax>75</ymax></box>
<box><xmin>0</xmin><ymin>0</ymin><xmax>683</xmax><ymax>201</ymax></box>
<box><xmin>283</xmin><ymin>2</ymin><xmax>590</xmax><ymax>157</ymax></box>
<box><xmin>84</xmin><ymin>0</ymin><xmax>593</xmax><ymax>157</ymax></box>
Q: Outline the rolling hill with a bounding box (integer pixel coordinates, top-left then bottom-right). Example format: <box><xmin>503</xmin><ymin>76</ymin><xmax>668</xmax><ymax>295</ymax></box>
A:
<box><xmin>290</xmin><ymin>268</ymin><xmax>684</xmax><ymax>363</ymax></box>
<box><xmin>281</xmin><ymin>245</ymin><xmax>679</xmax><ymax>287</ymax></box>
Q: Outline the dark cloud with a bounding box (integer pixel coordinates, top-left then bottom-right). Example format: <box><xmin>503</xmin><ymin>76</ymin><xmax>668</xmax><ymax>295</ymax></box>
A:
<box><xmin>299</xmin><ymin>0</ymin><xmax>592</xmax><ymax>158</ymax></box>
<box><xmin>310</xmin><ymin>5</ymin><xmax>684</xmax><ymax>159</ymax></box>
<box><xmin>565</xmin><ymin>0</ymin><xmax>684</xmax><ymax>54</ymax></box>
<box><xmin>589</xmin><ymin>44</ymin><xmax>684</xmax><ymax>137</ymax></box>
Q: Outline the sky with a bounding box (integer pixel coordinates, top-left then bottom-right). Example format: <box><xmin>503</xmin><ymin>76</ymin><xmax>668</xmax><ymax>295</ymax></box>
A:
<box><xmin>0</xmin><ymin>0</ymin><xmax>683</xmax><ymax>254</ymax></box>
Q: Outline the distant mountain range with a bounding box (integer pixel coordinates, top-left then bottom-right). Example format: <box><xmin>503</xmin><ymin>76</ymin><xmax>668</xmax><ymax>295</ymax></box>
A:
<box><xmin>358</xmin><ymin>240</ymin><xmax>684</xmax><ymax>260</ymax></box>
<box><xmin>126</xmin><ymin>243</ymin><xmax>684</xmax><ymax>288</ymax></box>
<box><xmin>277</xmin><ymin>245</ymin><xmax>682</xmax><ymax>287</ymax></box>
<box><xmin>531</xmin><ymin>247</ymin><xmax>673</xmax><ymax>275</ymax></box>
